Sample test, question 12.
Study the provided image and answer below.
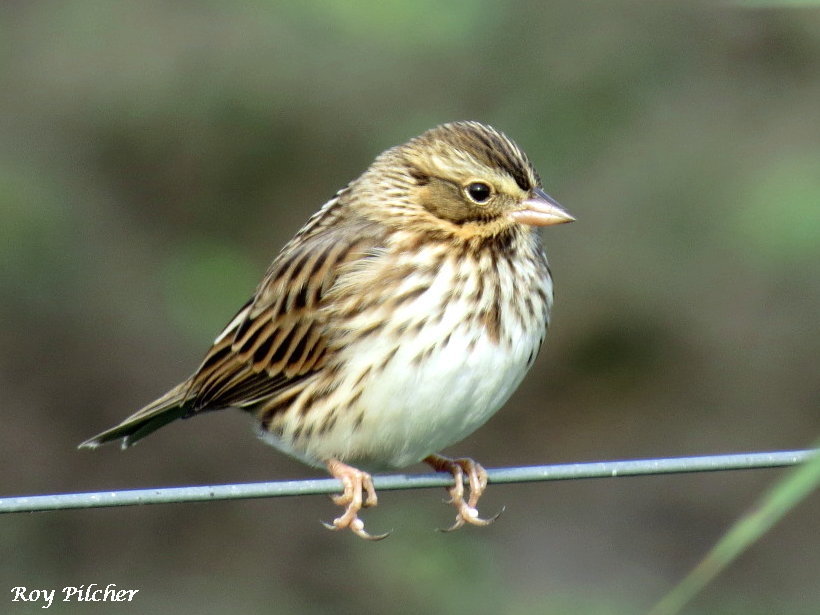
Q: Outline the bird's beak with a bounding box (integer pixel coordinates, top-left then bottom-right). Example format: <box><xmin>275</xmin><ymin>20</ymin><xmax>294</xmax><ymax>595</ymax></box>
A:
<box><xmin>510</xmin><ymin>187</ymin><xmax>575</xmax><ymax>227</ymax></box>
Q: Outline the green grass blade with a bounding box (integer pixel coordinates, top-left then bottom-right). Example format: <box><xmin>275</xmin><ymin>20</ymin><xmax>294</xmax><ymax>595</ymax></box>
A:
<box><xmin>648</xmin><ymin>439</ymin><xmax>820</xmax><ymax>615</ymax></box>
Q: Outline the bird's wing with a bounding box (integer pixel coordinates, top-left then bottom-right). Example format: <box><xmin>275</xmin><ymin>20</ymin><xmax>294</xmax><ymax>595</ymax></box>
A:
<box><xmin>185</xmin><ymin>212</ymin><xmax>385</xmax><ymax>413</ymax></box>
<box><xmin>80</xmin><ymin>197</ymin><xmax>386</xmax><ymax>449</ymax></box>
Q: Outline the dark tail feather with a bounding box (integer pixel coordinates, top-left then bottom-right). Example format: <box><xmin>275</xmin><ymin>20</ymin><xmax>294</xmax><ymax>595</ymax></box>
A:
<box><xmin>79</xmin><ymin>383</ymin><xmax>191</xmax><ymax>450</ymax></box>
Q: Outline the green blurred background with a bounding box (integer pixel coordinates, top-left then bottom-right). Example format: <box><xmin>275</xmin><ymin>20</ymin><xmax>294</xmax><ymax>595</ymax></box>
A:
<box><xmin>1</xmin><ymin>1</ymin><xmax>818</xmax><ymax>613</ymax></box>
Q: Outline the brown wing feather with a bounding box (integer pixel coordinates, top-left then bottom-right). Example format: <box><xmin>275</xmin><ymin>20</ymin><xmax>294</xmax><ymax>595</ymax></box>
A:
<box><xmin>185</xmin><ymin>213</ymin><xmax>385</xmax><ymax>413</ymax></box>
<box><xmin>80</xmin><ymin>197</ymin><xmax>387</xmax><ymax>449</ymax></box>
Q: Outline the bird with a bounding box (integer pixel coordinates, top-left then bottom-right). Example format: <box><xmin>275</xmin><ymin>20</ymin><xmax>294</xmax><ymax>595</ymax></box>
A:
<box><xmin>80</xmin><ymin>121</ymin><xmax>574</xmax><ymax>539</ymax></box>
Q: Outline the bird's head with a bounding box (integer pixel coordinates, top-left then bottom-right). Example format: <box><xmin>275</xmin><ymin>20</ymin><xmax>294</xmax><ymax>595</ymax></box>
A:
<box><xmin>354</xmin><ymin>121</ymin><xmax>574</xmax><ymax>241</ymax></box>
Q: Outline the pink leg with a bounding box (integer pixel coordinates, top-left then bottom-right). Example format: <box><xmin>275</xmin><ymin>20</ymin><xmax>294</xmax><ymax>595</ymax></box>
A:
<box><xmin>323</xmin><ymin>459</ymin><xmax>389</xmax><ymax>540</ymax></box>
<box><xmin>424</xmin><ymin>454</ymin><xmax>500</xmax><ymax>531</ymax></box>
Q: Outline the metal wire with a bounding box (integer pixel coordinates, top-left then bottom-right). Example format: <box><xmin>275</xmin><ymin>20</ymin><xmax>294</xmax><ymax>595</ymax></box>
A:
<box><xmin>0</xmin><ymin>449</ymin><xmax>815</xmax><ymax>514</ymax></box>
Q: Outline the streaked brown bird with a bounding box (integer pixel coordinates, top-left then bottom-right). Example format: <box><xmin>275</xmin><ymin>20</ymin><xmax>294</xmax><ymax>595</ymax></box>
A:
<box><xmin>81</xmin><ymin>121</ymin><xmax>574</xmax><ymax>539</ymax></box>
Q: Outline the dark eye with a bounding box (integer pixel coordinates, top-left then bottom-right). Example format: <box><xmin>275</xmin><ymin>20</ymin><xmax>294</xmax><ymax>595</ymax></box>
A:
<box><xmin>465</xmin><ymin>182</ymin><xmax>492</xmax><ymax>203</ymax></box>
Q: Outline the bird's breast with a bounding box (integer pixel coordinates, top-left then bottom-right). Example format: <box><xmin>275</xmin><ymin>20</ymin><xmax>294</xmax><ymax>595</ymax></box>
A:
<box><xmin>263</xmin><ymin>237</ymin><xmax>553</xmax><ymax>470</ymax></box>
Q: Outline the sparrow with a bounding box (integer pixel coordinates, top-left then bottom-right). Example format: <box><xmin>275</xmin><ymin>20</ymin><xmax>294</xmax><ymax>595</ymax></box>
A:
<box><xmin>81</xmin><ymin>121</ymin><xmax>574</xmax><ymax>539</ymax></box>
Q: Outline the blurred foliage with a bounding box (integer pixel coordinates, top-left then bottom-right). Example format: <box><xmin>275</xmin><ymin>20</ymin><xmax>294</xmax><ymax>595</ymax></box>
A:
<box><xmin>651</xmin><ymin>443</ymin><xmax>820</xmax><ymax>615</ymax></box>
<box><xmin>1</xmin><ymin>1</ymin><xmax>818</xmax><ymax>614</ymax></box>
<box><xmin>732</xmin><ymin>152</ymin><xmax>820</xmax><ymax>264</ymax></box>
<box><xmin>160</xmin><ymin>237</ymin><xmax>258</xmax><ymax>343</ymax></box>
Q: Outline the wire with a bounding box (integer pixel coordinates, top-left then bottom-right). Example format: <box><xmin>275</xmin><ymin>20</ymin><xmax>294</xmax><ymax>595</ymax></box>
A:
<box><xmin>0</xmin><ymin>449</ymin><xmax>815</xmax><ymax>514</ymax></box>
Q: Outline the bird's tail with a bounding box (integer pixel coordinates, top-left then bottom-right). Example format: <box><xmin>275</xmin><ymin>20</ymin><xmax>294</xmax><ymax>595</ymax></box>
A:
<box><xmin>79</xmin><ymin>383</ymin><xmax>192</xmax><ymax>450</ymax></box>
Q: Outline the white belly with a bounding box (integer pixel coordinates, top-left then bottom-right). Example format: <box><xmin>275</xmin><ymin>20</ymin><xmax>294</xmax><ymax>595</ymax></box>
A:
<box><xmin>350</xmin><ymin>323</ymin><xmax>538</xmax><ymax>469</ymax></box>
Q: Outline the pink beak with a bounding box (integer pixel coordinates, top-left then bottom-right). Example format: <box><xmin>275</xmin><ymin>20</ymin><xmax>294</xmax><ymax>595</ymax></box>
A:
<box><xmin>510</xmin><ymin>187</ymin><xmax>575</xmax><ymax>227</ymax></box>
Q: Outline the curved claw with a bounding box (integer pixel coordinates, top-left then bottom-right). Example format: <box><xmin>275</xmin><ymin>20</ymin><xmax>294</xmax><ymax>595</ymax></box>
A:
<box><xmin>321</xmin><ymin>519</ymin><xmax>392</xmax><ymax>541</ymax></box>
<box><xmin>437</xmin><ymin>505</ymin><xmax>504</xmax><ymax>532</ymax></box>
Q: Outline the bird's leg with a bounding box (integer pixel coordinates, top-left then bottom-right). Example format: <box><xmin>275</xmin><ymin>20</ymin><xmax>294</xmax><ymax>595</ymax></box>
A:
<box><xmin>424</xmin><ymin>454</ymin><xmax>500</xmax><ymax>531</ymax></box>
<box><xmin>322</xmin><ymin>459</ymin><xmax>389</xmax><ymax>540</ymax></box>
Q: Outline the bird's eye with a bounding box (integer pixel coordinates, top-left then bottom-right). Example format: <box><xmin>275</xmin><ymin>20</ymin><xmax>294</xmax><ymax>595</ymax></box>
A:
<box><xmin>465</xmin><ymin>182</ymin><xmax>492</xmax><ymax>204</ymax></box>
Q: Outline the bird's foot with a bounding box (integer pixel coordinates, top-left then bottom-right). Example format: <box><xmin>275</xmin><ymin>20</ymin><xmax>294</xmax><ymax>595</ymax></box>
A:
<box><xmin>322</xmin><ymin>459</ymin><xmax>390</xmax><ymax>540</ymax></box>
<box><xmin>424</xmin><ymin>454</ymin><xmax>501</xmax><ymax>531</ymax></box>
